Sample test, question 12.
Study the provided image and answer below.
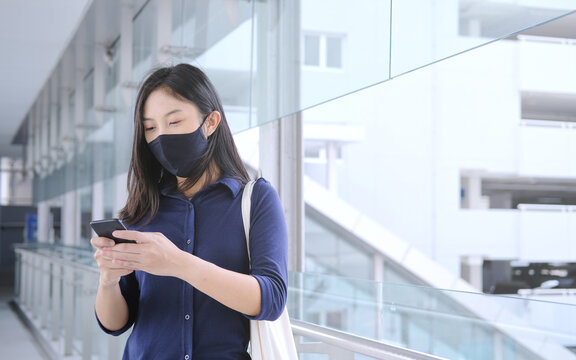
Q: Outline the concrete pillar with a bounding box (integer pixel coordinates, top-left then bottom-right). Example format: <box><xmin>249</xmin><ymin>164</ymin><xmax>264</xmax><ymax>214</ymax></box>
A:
<box><xmin>460</xmin><ymin>255</ymin><xmax>484</xmax><ymax>291</ymax></box>
<box><xmin>326</xmin><ymin>142</ymin><xmax>338</xmax><ymax>194</ymax></box>
<box><xmin>114</xmin><ymin>172</ymin><xmax>128</xmax><ymax>216</ymax></box>
<box><xmin>92</xmin><ymin>181</ymin><xmax>104</xmax><ymax>221</ymax></box>
<box><xmin>0</xmin><ymin>157</ymin><xmax>11</xmax><ymax>205</ymax></box>
<box><xmin>256</xmin><ymin>0</ymin><xmax>303</xmax><ymax>272</ymax></box>
<box><xmin>62</xmin><ymin>190</ymin><xmax>78</xmax><ymax>246</ymax></box>
<box><xmin>461</xmin><ymin>175</ymin><xmax>489</xmax><ymax>209</ymax></box>
<box><xmin>37</xmin><ymin>201</ymin><xmax>51</xmax><ymax>243</ymax></box>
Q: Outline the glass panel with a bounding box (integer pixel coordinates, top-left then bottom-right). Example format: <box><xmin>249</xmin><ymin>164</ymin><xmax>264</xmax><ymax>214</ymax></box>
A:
<box><xmin>325</xmin><ymin>36</ymin><xmax>342</xmax><ymax>68</ymax></box>
<box><xmin>250</xmin><ymin>0</ymin><xmax>392</xmax><ymax>124</ymax></box>
<box><xmin>289</xmin><ymin>272</ymin><xmax>576</xmax><ymax>360</ymax></box>
<box><xmin>304</xmin><ymin>34</ymin><xmax>320</xmax><ymax>66</ymax></box>
<box><xmin>305</xmin><ymin>213</ymin><xmax>374</xmax><ymax>280</ymax></box>
<box><xmin>248</xmin><ymin>0</ymin><xmax>573</xmax><ymax>130</ymax></box>
<box><xmin>390</xmin><ymin>0</ymin><xmax>575</xmax><ymax>77</ymax></box>
<box><xmin>83</xmin><ymin>70</ymin><xmax>95</xmax><ymax>126</ymax></box>
<box><xmin>300</xmin><ymin>11</ymin><xmax>576</xmax><ymax>290</ymax></box>
<box><xmin>13</xmin><ymin>244</ymin><xmax>576</xmax><ymax>360</ymax></box>
<box><xmin>170</xmin><ymin>0</ymin><xmax>253</xmax><ymax>133</ymax></box>
<box><xmin>132</xmin><ymin>0</ymin><xmax>157</xmax><ymax>80</ymax></box>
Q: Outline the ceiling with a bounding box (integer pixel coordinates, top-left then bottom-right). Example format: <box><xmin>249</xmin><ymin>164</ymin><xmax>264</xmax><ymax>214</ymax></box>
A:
<box><xmin>0</xmin><ymin>0</ymin><xmax>91</xmax><ymax>158</ymax></box>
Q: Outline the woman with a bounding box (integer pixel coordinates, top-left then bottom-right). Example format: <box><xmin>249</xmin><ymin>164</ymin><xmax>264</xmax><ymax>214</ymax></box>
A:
<box><xmin>91</xmin><ymin>64</ymin><xmax>289</xmax><ymax>359</ymax></box>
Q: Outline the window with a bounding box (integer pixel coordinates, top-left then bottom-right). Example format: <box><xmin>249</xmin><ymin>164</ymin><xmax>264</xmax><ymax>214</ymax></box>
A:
<box><xmin>325</xmin><ymin>36</ymin><xmax>342</xmax><ymax>68</ymax></box>
<box><xmin>303</xmin><ymin>32</ymin><xmax>344</xmax><ymax>69</ymax></box>
<box><xmin>304</xmin><ymin>34</ymin><xmax>320</xmax><ymax>66</ymax></box>
<box><xmin>521</xmin><ymin>91</ymin><xmax>576</xmax><ymax>123</ymax></box>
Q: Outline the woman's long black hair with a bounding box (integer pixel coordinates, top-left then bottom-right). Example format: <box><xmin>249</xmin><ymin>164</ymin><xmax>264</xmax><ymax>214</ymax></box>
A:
<box><xmin>119</xmin><ymin>64</ymin><xmax>250</xmax><ymax>226</ymax></box>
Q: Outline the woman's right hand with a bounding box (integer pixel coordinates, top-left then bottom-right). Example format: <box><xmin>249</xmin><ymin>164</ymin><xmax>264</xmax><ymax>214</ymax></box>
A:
<box><xmin>91</xmin><ymin>236</ymin><xmax>134</xmax><ymax>287</ymax></box>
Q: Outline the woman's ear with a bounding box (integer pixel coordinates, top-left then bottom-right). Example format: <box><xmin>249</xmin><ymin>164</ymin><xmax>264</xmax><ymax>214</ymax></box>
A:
<box><xmin>204</xmin><ymin>111</ymin><xmax>221</xmax><ymax>137</ymax></box>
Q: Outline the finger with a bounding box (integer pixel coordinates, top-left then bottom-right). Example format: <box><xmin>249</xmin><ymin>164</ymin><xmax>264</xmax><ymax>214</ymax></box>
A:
<box><xmin>111</xmin><ymin>258</ymin><xmax>140</xmax><ymax>269</ymax></box>
<box><xmin>105</xmin><ymin>250</ymin><xmax>141</xmax><ymax>263</ymax></box>
<box><xmin>111</xmin><ymin>243</ymin><xmax>142</xmax><ymax>254</ymax></box>
<box><xmin>112</xmin><ymin>230</ymin><xmax>145</xmax><ymax>243</ymax></box>
<box><xmin>91</xmin><ymin>236</ymin><xmax>115</xmax><ymax>248</ymax></box>
<box><xmin>97</xmin><ymin>256</ymin><xmax>134</xmax><ymax>271</ymax></box>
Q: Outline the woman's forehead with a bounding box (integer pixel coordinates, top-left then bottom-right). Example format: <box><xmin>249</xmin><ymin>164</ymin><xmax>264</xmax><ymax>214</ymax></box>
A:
<box><xmin>143</xmin><ymin>88</ymin><xmax>200</xmax><ymax>117</ymax></box>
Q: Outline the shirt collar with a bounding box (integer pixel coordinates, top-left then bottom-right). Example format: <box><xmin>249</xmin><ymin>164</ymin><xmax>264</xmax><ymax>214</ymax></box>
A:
<box><xmin>159</xmin><ymin>174</ymin><xmax>243</xmax><ymax>198</ymax></box>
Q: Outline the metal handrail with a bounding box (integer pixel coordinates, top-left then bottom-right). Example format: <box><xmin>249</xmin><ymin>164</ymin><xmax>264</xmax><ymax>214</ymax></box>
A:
<box><xmin>291</xmin><ymin>320</ymin><xmax>447</xmax><ymax>360</ymax></box>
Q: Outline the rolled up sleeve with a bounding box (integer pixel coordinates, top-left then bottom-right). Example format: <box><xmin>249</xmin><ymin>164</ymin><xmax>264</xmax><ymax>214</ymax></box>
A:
<box><xmin>244</xmin><ymin>179</ymin><xmax>289</xmax><ymax>321</ymax></box>
<box><xmin>96</xmin><ymin>271</ymin><xmax>140</xmax><ymax>336</ymax></box>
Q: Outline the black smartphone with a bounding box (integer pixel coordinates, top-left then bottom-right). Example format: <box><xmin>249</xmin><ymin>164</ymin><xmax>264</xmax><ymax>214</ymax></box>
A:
<box><xmin>90</xmin><ymin>218</ymin><xmax>136</xmax><ymax>244</ymax></box>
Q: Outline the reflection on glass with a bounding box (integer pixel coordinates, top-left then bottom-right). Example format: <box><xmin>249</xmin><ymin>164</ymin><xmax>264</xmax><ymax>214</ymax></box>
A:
<box><xmin>305</xmin><ymin>213</ymin><xmax>374</xmax><ymax>280</ymax></box>
<box><xmin>78</xmin><ymin>186</ymin><xmax>92</xmax><ymax>244</ymax></box>
<box><xmin>325</xmin><ymin>36</ymin><xmax>343</xmax><ymax>69</ymax></box>
<box><xmin>171</xmin><ymin>0</ymin><xmax>253</xmax><ymax>133</ymax></box>
<box><xmin>132</xmin><ymin>0</ymin><xmax>157</xmax><ymax>80</ymax></box>
<box><xmin>289</xmin><ymin>272</ymin><xmax>576</xmax><ymax>360</ymax></box>
<box><xmin>297</xmin><ymin>0</ymin><xmax>391</xmax><ymax>119</ymax></box>
<box><xmin>390</xmin><ymin>0</ymin><xmax>573</xmax><ymax>77</ymax></box>
<box><xmin>304</xmin><ymin>34</ymin><xmax>321</xmax><ymax>66</ymax></box>
<box><xmin>83</xmin><ymin>70</ymin><xmax>95</xmax><ymax>126</ymax></box>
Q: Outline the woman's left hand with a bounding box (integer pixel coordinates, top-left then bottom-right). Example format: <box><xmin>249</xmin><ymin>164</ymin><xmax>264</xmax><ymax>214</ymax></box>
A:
<box><xmin>101</xmin><ymin>230</ymin><xmax>184</xmax><ymax>277</ymax></box>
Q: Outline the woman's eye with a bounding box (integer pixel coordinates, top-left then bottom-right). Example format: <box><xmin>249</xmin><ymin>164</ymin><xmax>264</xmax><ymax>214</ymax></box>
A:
<box><xmin>144</xmin><ymin>127</ymin><xmax>155</xmax><ymax>132</ymax></box>
<box><xmin>169</xmin><ymin>120</ymin><xmax>182</xmax><ymax>126</ymax></box>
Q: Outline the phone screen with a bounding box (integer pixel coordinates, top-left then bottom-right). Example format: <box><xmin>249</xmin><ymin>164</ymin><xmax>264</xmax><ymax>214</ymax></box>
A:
<box><xmin>90</xmin><ymin>218</ymin><xmax>135</xmax><ymax>244</ymax></box>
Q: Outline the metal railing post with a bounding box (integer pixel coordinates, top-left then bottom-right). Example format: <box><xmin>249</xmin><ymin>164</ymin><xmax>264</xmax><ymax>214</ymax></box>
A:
<box><xmin>62</xmin><ymin>264</ymin><xmax>74</xmax><ymax>356</ymax></box>
<box><xmin>40</xmin><ymin>257</ymin><xmax>50</xmax><ymax>329</ymax></box>
<box><xmin>14</xmin><ymin>250</ymin><xmax>21</xmax><ymax>300</ymax></box>
<box><xmin>31</xmin><ymin>253</ymin><xmax>40</xmax><ymax>320</ymax></box>
<box><xmin>81</xmin><ymin>272</ymin><xmax>96</xmax><ymax>360</ymax></box>
<box><xmin>52</xmin><ymin>263</ymin><xmax>62</xmax><ymax>341</ymax></box>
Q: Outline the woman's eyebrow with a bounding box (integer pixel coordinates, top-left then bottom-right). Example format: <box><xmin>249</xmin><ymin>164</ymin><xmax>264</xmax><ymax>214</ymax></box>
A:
<box><xmin>142</xmin><ymin>109</ymin><xmax>182</xmax><ymax>121</ymax></box>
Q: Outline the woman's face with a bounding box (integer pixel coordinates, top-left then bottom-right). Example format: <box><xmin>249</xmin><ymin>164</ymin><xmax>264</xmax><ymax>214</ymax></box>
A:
<box><xmin>142</xmin><ymin>87</ymin><xmax>205</xmax><ymax>144</ymax></box>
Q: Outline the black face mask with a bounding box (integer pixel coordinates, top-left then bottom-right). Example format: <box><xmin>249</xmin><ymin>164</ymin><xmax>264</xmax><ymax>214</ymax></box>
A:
<box><xmin>148</xmin><ymin>123</ymin><xmax>208</xmax><ymax>178</ymax></box>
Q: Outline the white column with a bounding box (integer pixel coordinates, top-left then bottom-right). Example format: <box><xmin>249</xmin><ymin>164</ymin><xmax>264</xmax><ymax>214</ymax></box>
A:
<box><xmin>40</xmin><ymin>89</ymin><xmax>51</xmax><ymax>174</ymax></box>
<box><xmin>0</xmin><ymin>157</ymin><xmax>11</xmax><ymax>205</ymax></box>
<box><xmin>155</xmin><ymin>0</ymin><xmax>173</xmax><ymax>64</ymax></box>
<box><xmin>92</xmin><ymin>181</ymin><xmax>104</xmax><ymax>221</ymax></box>
<box><xmin>37</xmin><ymin>201</ymin><xmax>51</xmax><ymax>243</ymax></box>
<box><xmin>74</xmin><ymin>25</ymin><xmax>86</xmax><ymax>149</ymax></box>
<box><xmin>62</xmin><ymin>190</ymin><xmax>78</xmax><ymax>246</ymax></box>
<box><xmin>33</xmin><ymin>106</ymin><xmax>42</xmax><ymax>175</ymax></box>
<box><xmin>460</xmin><ymin>255</ymin><xmax>484</xmax><ymax>291</ymax></box>
<box><xmin>93</xmin><ymin>40</ymin><xmax>106</xmax><ymax>127</ymax></box>
<box><xmin>280</xmin><ymin>114</ymin><xmax>304</xmax><ymax>273</ymax></box>
<box><xmin>119</xmin><ymin>0</ymin><xmax>134</xmax><ymax>92</ymax></box>
<box><xmin>60</xmin><ymin>50</ymin><xmax>74</xmax><ymax>164</ymax></box>
<box><xmin>114</xmin><ymin>172</ymin><xmax>129</xmax><ymax>216</ymax></box>
<box><xmin>256</xmin><ymin>0</ymin><xmax>303</xmax><ymax>272</ymax></box>
<box><xmin>326</xmin><ymin>142</ymin><xmax>338</xmax><ymax>194</ymax></box>
<box><xmin>461</xmin><ymin>175</ymin><xmax>488</xmax><ymax>209</ymax></box>
<box><xmin>49</xmin><ymin>75</ymin><xmax>59</xmax><ymax>169</ymax></box>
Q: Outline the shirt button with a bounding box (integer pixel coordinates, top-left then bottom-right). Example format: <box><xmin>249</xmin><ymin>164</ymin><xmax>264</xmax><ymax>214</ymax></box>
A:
<box><xmin>186</xmin><ymin>239</ymin><xmax>191</xmax><ymax>245</ymax></box>
<box><xmin>185</xmin><ymin>314</ymin><xmax>190</xmax><ymax>320</ymax></box>
<box><xmin>185</xmin><ymin>355</ymin><xmax>189</xmax><ymax>360</ymax></box>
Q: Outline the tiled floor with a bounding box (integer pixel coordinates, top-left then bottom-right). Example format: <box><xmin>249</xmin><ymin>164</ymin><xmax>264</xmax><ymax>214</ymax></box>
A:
<box><xmin>0</xmin><ymin>286</ymin><xmax>46</xmax><ymax>359</ymax></box>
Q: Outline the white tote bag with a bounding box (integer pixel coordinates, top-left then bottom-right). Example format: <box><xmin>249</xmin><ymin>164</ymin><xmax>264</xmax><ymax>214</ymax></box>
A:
<box><xmin>242</xmin><ymin>180</ymin><xmax>299</xmax><ymax>360</ymax></box>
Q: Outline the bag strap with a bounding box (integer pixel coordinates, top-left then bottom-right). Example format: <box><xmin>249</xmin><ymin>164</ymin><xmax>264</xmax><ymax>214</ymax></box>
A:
<box><xmin>242</xmin><ymin>179</ymin><xmax>256</xmax><ymax>264</ymax></box>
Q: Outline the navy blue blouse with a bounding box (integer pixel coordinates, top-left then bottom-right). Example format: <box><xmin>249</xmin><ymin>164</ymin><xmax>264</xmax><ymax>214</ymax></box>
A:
<box><xmin>97</xmin><ymin>176</ymin><xmax>289</xmax><ymax>360</ymax></box>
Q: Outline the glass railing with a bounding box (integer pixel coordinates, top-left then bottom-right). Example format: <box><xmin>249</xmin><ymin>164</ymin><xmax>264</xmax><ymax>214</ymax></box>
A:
<box><xmin>288</xmin><ymin>271</ymin><xmax>576</xmax><ymax>360</ymax></box>
<box><xmin>12</xmin><ymin>244</ymin><xmax>576</xmax><ymax>360</ymax></box>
